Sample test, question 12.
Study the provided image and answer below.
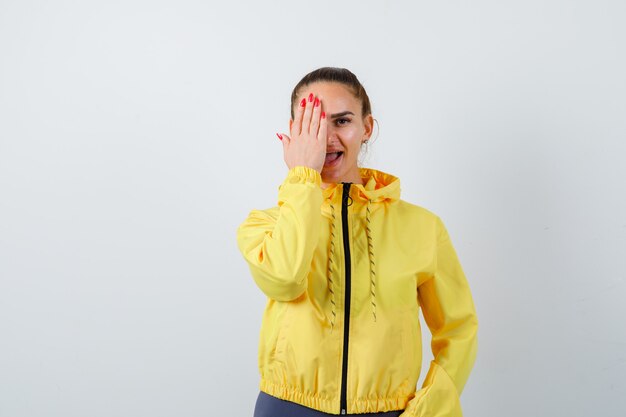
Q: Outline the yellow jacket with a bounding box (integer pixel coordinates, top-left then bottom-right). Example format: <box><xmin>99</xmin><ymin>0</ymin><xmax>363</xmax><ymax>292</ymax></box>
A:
<box><xmin>236</xmin><ymin>166</ymin><xmax>478</xmax><ymax>416</ymax></box>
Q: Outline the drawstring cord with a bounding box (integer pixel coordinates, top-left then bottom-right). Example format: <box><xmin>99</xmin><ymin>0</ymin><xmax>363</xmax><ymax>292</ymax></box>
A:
<box><xmin>327</xmin><ymin>201</ymin><xmax>337</xmax><ymax>333</ymax></box>
<box><xmin>366</xmin><ymin>198</ymin><xmax>377</xmax><ymax>322</ymax></box>
<box><xmin>326</xmin><ymin>197</ymin><xmax>377</xmax><ymax>332</ymax></box>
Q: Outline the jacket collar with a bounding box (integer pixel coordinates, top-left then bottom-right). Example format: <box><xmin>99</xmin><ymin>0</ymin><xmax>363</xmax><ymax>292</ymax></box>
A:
<box><xmin>321</xmin><ymin>167</ymin><xmax>401</xmax><ymax>203</ymax></box>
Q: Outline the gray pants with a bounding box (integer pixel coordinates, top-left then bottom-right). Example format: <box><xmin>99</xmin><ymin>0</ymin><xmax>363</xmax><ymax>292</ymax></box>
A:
<box><xmin>253</xmin><ymin>391</ymin><xmax>404</xmax><ymax>417</ymax></box>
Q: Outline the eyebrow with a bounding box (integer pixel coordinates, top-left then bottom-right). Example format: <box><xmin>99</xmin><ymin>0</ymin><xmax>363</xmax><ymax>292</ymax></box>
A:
<box><xmin>330</xmin><ymin>111</ymin><xmax>355</xmax><ymax>119</ymax></box>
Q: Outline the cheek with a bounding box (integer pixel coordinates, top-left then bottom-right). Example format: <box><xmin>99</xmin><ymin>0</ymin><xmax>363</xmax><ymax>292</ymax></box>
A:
<box><xmin>342</xmin><ymin>131</ymin><xmax>362</xmax><ymax>154</ymax></box>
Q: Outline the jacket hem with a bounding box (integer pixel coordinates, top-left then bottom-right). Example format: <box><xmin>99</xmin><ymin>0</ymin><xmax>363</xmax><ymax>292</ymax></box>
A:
<box><xmin>260</xmin><ymin>378</ymin><xmax>336</xmax><ymax>414</ymax></box>
<box><xmin>259</xmin><ymin>378</ymin><xmax>410</xmax><ymax>415</ymax></box>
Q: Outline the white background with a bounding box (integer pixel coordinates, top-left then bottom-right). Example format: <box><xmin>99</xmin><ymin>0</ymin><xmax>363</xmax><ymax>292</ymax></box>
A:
<box><xmin>1</xmin><ymin>1</ymin><xmax>625</xmax><ymax>416</ymax></box>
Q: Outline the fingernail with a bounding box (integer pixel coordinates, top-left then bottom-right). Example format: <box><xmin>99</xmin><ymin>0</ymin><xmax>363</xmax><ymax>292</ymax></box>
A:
<box><xmin>276</xmin><ymin>133</ymin><xmax>283</xmax><ymax>140</ymax></box>
<box><xmin>308</xmin><ymin>93</ymin><xmax>313</xmax><ymax>102</ymax></box>
<box><xmin>314</xmin><ymin>97</ymin><xmax>320</xmax><ymax>107</ymax></box>
<box><xmin>300</xmin><ymin>98</ymin><xmax>306</xmax><ymax>107</ymax></box>
<box><xmin>321</xmin><ymin>111</ymin><xmax>326</xmax><ymax>119</ymax></box>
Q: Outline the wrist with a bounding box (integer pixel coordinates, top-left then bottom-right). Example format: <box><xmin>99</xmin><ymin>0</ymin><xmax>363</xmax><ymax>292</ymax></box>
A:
<box><xmin>286</xmin><ymin>166</ymin><xmax>322</xmax><ymax>185</ymax></box>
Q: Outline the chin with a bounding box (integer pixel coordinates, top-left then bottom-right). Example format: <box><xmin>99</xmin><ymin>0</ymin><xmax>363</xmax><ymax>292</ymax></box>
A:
<box><xmin>320</xmin><ymin>171</ymin><xmax>339</xmax><ymax>184</ymax></box>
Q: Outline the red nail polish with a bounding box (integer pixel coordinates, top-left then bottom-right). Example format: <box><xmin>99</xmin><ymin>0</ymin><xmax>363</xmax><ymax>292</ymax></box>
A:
<box><xmin>321</xmin><ymin>111</ymin><xmax>326</xmax><ymax>119</ymax></box>
<box><xmin>314</xmin><ymin>97</ymin><xmax>320</xmax><ymax>107</ymax></box>
<box><xmin>300</xmin><ymin>98</ymin><xmax>306</xmax><ymax>107</ymax></box>
<box><xmin>276</xmin><ymin>133</ymin><xmax>283</xmax><ymax>140</ymax></box>
<box><xmin>308</xmin><ymin>93</ymin><xmax>313</xmax><ymax>102</ymax></box>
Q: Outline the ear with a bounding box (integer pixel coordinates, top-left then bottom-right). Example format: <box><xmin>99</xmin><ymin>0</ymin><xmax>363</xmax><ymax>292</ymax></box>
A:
<box><xmin>289</xmin><ymin>118</ymin><xmax>293</xmax><ymax>133</ymax></box>
<box><xmin>363</xmin><ymin>114</ymin><xmax>374</xmax><ymax>141</ymax></box>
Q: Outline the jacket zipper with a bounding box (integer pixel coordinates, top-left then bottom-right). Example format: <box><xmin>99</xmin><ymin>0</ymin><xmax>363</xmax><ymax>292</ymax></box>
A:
<box><xmin>340</xmin><ymin>182</ymin><xmax>352</xmax><ymax>415</ymax></box>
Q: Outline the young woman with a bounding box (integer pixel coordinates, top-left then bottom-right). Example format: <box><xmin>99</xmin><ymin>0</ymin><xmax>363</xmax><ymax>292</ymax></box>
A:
<box><xmin>237</xmin><ymin>67</ymin><xmax>478</xmax><ymax>417</ymax></box>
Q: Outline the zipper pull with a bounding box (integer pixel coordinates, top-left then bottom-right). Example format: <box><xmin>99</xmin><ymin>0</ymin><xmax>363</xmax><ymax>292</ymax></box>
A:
<box><xmin>342</xmin><ymin>182</ymin><xmax>353</xmax><ymax>206</ymax></box>
<box><xmin>341</xmin><ymin>408</ymin><xmax>347</xmax><ymax>415</ymax></box>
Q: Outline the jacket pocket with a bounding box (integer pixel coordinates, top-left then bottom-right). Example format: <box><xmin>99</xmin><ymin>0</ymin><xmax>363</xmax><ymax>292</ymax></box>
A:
<box><xmin>272</xmin><ymin>302</ymin><xmax>293</xmax><ymax>362</ymax></box>
<box><xmin>401</xmin><ymin>309</ymin><xmax>421</xmax><ymax>384</ymax></box>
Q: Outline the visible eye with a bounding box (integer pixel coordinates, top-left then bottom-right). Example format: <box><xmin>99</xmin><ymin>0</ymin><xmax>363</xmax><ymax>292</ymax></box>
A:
<box><xmin>335</xmin><ymin>118</ymin><xmax>351</xmax><ymax>126</ymax></box>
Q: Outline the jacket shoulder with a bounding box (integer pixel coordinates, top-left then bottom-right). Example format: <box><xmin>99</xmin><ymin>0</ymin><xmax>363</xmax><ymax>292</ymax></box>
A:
<box><xmin>396</xmin><ymin>199</ymin><xmax>440</xmax><ymax>223</ymax></box>
<box><xmin>391</xmin><ymin>200</ymin><xmax>441</xmax><ymax>242</ymax></box>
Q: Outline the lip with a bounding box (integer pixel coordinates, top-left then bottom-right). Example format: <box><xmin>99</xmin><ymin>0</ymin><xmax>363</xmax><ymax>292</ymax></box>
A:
<box><xmin>324</xmin><ymin>151</ymin><xmax>343</xmax><ymax>168</ymax></box>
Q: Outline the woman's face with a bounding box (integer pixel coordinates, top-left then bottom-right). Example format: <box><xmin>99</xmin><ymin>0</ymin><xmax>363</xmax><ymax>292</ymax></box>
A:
<box><xmin>290</xmin><ymin>81</ymin><xmax>373</xmax><ymax>186</ymax></box>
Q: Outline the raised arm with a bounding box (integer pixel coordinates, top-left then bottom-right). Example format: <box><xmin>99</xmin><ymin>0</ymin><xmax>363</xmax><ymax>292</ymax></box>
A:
<box><xmin>236</xmin><ymin>166</ymin><xmax>323</xmax><ymax>301</ymax></box>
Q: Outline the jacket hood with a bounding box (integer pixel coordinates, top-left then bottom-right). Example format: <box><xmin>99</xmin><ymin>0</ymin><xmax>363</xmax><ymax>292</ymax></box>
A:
<box><xmin>320</xmin><ymin>167</ymin><xmax>401</xmax><ymax>330</ymax></box>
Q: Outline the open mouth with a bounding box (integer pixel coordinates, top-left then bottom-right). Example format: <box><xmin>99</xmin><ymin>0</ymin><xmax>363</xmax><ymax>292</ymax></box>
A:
<box><xmin>324</xmin><ymin>151</ymin><xmax>343</xmax><ymax>166</ymax></box>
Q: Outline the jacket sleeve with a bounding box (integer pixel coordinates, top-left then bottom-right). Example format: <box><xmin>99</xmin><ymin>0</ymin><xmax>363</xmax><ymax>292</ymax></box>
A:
<box><xmin>401</xmin><ymin>216</ymin><xmax>479</xmax><ymax>417</ymax></box>
<box><xmin>236</xmin><ymin>166</ymin><xmax>324</xmax><ymax>302</ymax></box>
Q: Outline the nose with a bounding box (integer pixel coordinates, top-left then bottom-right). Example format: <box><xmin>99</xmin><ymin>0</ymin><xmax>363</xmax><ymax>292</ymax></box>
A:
<box><xmin>325</xmin><ymin>137</ymin><xmax>341</xmax><ymax>150</ymax></box>
<box><xmin>325</xmin><ymin>124</ymin><xmax>338</xmax><ymax>139</ymax></box>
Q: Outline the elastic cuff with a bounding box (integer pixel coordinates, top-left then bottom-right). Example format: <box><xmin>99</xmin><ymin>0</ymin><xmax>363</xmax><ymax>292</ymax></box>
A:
<box><xmin>285</xmin><ymin>166</ymin><xmax>322</xmax><ymax>186</ymax></box>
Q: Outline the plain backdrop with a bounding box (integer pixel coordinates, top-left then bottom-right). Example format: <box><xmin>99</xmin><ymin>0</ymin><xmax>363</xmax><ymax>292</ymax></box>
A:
<box><xmin>1</xmin><ymin>1</ymin><xmax>625</xmax><ymax>416</ymax></box>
